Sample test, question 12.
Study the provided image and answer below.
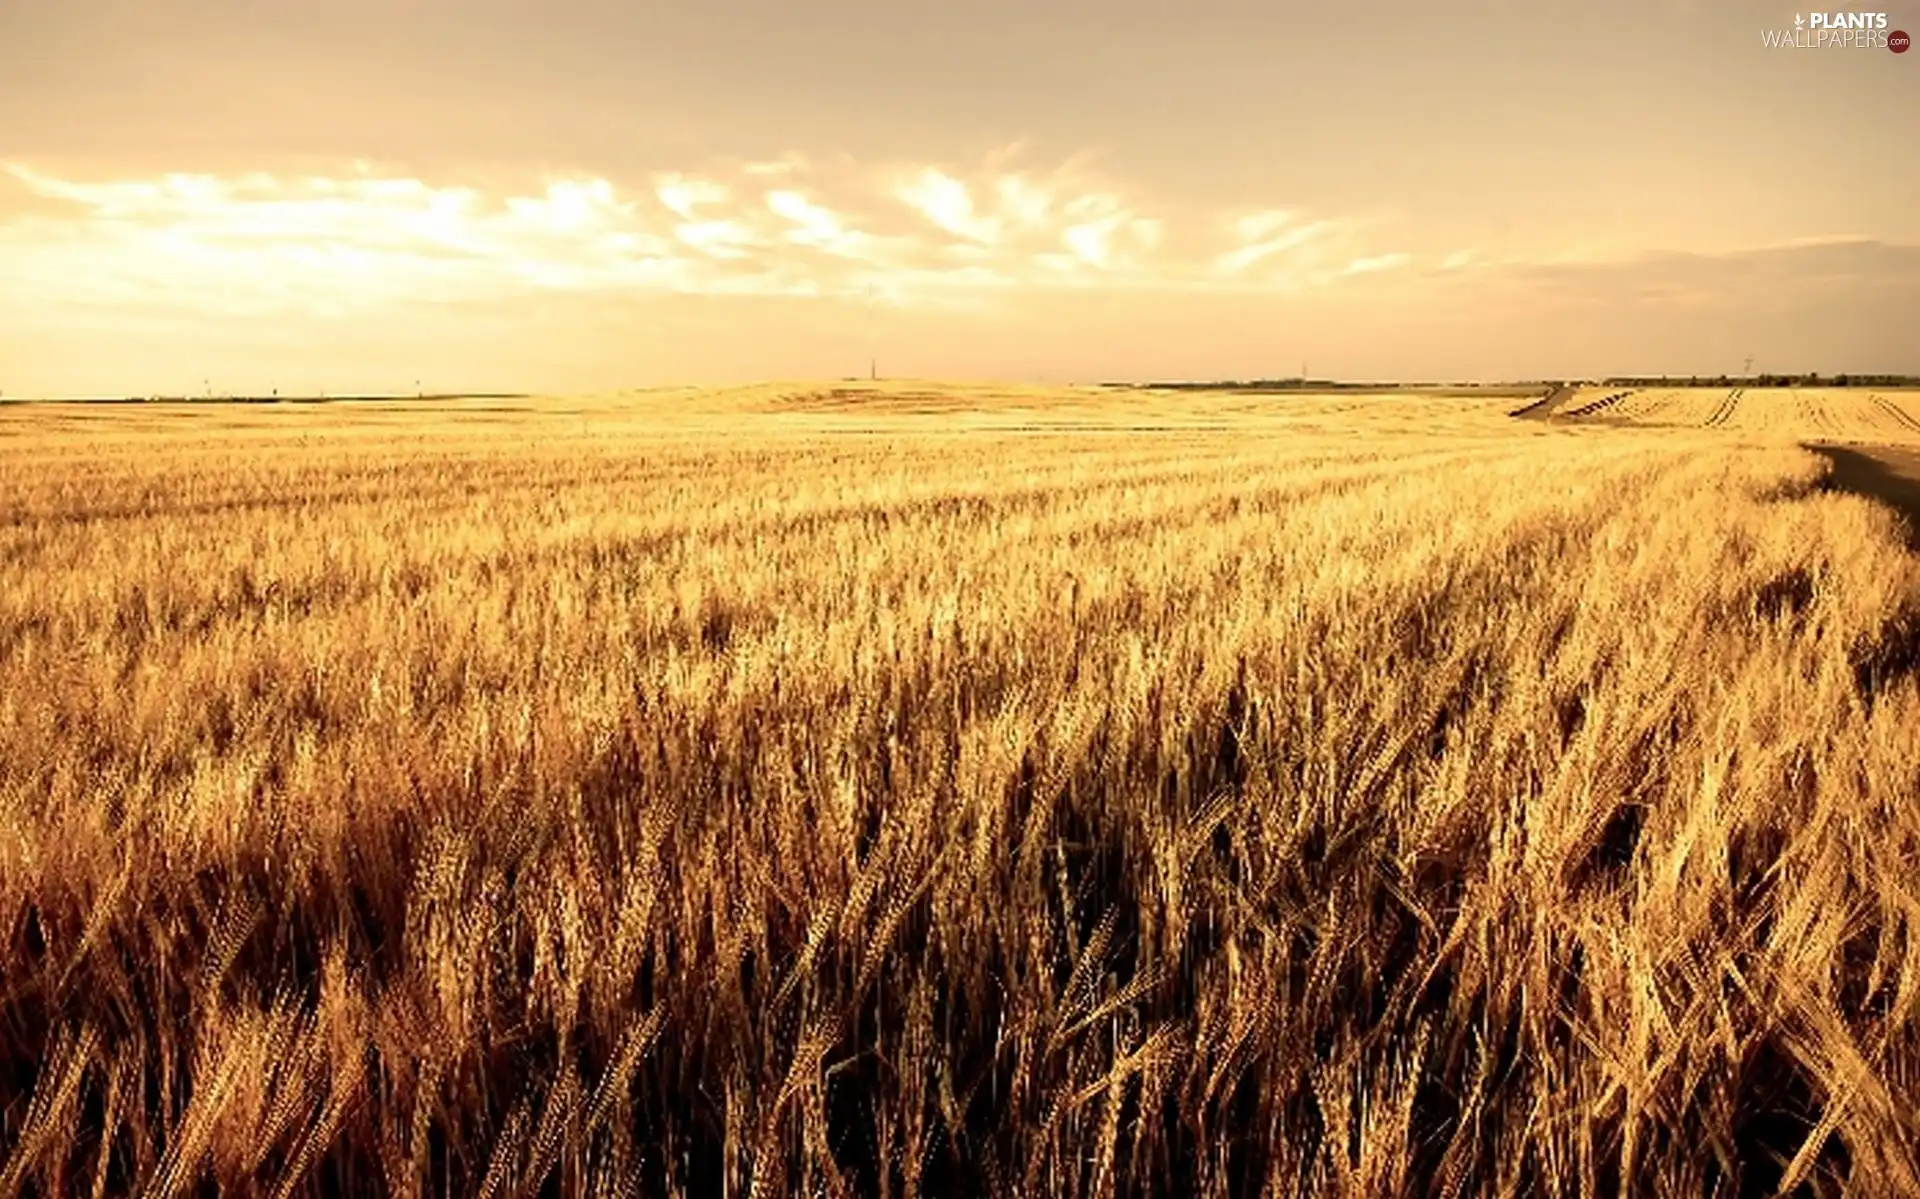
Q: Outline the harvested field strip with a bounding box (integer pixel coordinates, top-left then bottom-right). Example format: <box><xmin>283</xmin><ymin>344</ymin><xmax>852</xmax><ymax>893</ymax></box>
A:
<box><xmin>1542</xmin><ymin>387</ymin><xmax>1920</xmax><ymax>445</ymax></box>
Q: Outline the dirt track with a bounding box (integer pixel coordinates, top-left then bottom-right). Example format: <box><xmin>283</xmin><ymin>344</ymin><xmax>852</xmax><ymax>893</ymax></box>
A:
<box><xmin>1510</xmin><ymin>385</ymin><xmax>1574</xmax><ymax>419</ymax></box>
<box><xmin>1812</xmin><ymin>444</ymin><xmax>1920</xmax><ymax>549</ymax></box>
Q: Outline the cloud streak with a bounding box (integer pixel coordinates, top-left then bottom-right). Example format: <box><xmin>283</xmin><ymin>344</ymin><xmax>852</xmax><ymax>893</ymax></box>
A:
<box><xmin>4</xmin><ymin>153</ymin><xmax>1906</xmax><ymax>337</ymax></box>
<box><xmin>0</xmin><ymin>153</ymin><xmax>1430</xmax><ymax>319</ymax></box>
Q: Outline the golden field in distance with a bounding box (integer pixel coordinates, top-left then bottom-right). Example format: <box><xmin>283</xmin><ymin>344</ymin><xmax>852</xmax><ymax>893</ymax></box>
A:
<box><xmin>1538</xmin><ymin>385</ymin><xmax>1920</xmax><ymax>443</ymax></box>
<box><xmin>3</xmin><ymin>385</ymin><xmax>1920</xmax><ymax>1196</ymax></box>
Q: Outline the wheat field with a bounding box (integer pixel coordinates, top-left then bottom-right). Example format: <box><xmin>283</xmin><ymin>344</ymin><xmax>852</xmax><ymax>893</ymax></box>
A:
<box><xmin>1545</xmin><ymin>387</ymin><xmax>1920</xmax><ymax>443</ymax></box>
<box><xmin>3</xmin><ymin>386</ymin><xmax>1919</xmax><ymax>1196</ymax></box>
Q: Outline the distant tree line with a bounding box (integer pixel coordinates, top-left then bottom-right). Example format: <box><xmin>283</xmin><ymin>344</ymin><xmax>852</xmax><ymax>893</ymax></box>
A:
<box><xmin>1124</xmin><ymin>379</ymin><xmax>1440</xmax><ymax>392</ymax></box>
<box><xmin>1130</xmin><ymin>379</ymin><xmax>1354</xmax><ymax>391</ymax></box>
<box><xmin>1603</xmin><ymin>374</ymin><xmax>1920</xmax><ymax>388</ymax></box>
<box><xmin>1100</xmin><ymin>375</ymin><xmax>1920</xmax><ymax>392</ymax></box>
<box><xmin>101</xmin><ymin>392</ymin><xmax>531</xmax><ymax>405</ymax></box>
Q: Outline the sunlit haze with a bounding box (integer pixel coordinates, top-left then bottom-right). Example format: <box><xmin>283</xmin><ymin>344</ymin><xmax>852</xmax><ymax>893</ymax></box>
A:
<box><xmin>3</xmin><ymin>0</ymin><xmax>1916</xmax><ymax>395</ymax></box>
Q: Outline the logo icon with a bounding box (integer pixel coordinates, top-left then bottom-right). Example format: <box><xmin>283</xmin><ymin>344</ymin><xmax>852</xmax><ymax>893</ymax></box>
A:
<box><xmin>1892</xmin><ymin>28</ymin><xmax>1912</xmax><ymax>50</ymax></box>
<box><xmin>1795</xmin><ymin>12</ymin><xmax>1806</xmax><ymax>25</ymax></box>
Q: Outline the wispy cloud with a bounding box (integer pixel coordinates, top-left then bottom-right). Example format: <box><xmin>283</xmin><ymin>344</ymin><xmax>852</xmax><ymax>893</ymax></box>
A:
<box><xmin>1341</xmin><ymin>252</ymin><xmax>1410</xmax><ymax>277</ymax></box>
<box><xmin>653</xmin><ymin>173</ymin><xmax>730</xmax><ymax>220</ymax></box>
<box><xmin>9</xmin><ymin>152</ymin><xmax>1873</xmax><ymax>329</ymax></box>
<box><xmin>1214</xmin><ymin>217</ymin><xmax>1340</xmax><ymax>276</ymax></box>
<box><xmin>673</xmin><ymin>219</ymin><xmax>762</xmax><ymax>259</ymax></box>
<box><xmin>895</xmin><ymin>168</ymin><xmax>1001</xmax><ymax>245</ymax></box>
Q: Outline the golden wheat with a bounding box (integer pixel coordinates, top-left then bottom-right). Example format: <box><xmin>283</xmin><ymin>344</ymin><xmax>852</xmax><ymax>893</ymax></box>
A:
<box><xmin>1549</xmin><ymin>386</ymin><xmax>1920</xmax><ymax>444</ymax></box>
<box><xmin>2</xmin><ymin>386</ymin><xmax>1917</xmax><ymax>1196</ymax></box>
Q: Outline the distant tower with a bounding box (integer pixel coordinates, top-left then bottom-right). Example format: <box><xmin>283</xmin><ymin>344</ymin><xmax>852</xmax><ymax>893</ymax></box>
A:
<box><xmin>1743</xmin><ymin>354</ymin><xmax>1755</xmax><ymax>377</ymax></box>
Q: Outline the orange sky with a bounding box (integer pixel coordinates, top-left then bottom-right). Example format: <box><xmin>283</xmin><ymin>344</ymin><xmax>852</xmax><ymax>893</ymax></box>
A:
<box><xmin>2</xmin><ymin>0</ymin><xmax>1916</xmax><ymax>395</ymax></box>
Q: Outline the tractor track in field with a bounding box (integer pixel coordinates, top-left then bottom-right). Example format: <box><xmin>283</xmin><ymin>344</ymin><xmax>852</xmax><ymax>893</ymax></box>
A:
<box><xmin>1871</xmin><ymin>394</ymin><xmax>1920</xmax><ymax>436</ymax></box>
<box><xmin>1561</xmin><ymin>389</ymin><xmax>1637</xmax><ymax>419</ymax></box>
<box><xmin>1509</xmin><ymin>386</ymin><xmax>1571</xmax><ymax>419</ymax></box>
<box><xmin>1704</xmin><ymin>389</ymin><xmax>1742</xmax><ymax>428</ymax></box>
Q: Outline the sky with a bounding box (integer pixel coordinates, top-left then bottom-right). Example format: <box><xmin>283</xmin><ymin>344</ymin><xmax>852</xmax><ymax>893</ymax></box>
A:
<box><xmin>1</xmin><ymin>0</ymin><xmax>1915</xmax><ymax>395</ymax></box>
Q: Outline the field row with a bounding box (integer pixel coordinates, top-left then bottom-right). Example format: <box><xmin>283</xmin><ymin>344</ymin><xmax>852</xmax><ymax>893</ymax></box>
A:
<box><xmin>1554</xmin><ymin>387</ymin><xmax>1920</xmax><ymax>442</ymax></box>
<box><xmin>0</xmin><ymin>384</ymin><xmax>1543</xmax><ymax>446</ymax></box>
